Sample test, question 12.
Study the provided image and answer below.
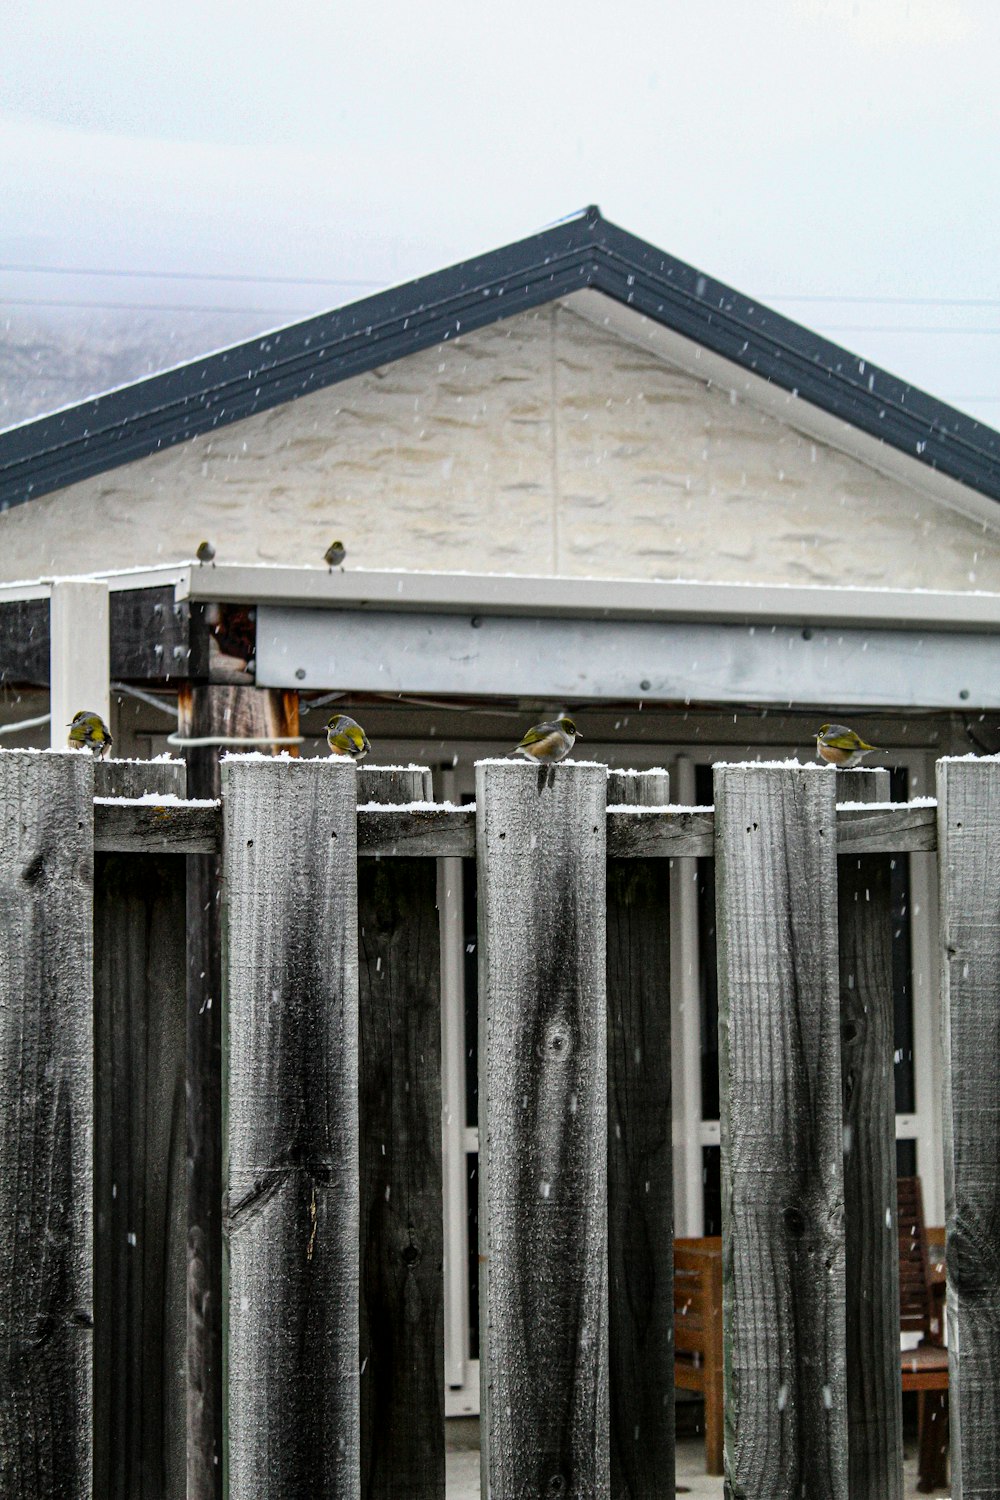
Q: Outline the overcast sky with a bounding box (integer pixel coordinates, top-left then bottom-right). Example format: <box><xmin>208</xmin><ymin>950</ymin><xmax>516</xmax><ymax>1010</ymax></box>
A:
<box><xmin>2</xmin><ymin>0</ymin><xmax>999</xmax><ymax>423</ymax></box>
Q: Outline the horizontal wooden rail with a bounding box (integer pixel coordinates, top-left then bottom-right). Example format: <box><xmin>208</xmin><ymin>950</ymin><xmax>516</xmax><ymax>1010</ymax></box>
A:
<box><xmin>93</xmin><ymin>796</ymin><xmax>939</xmax><ymax>858</ymax></box>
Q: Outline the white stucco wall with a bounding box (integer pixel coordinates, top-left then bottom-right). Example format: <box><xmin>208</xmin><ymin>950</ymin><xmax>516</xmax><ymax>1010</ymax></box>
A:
<box><xmin>2</xmin><ymin>301</ymin><xmax>998</xmax><ymax>589</ymax></box>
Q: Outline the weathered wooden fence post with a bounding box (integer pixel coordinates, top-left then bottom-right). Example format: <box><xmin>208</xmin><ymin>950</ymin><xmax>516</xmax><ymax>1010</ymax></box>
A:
<box><xmin>606</xmin><ymin>769</ymin><xmax>673</xmax><ymax>1499</ymax></box>
<box><xmin>222</xmin><ymin>755</ymin><xmax>360</xmax><ymax>1499</ymax></box>
<box><xmin>92</xmin><ymin>758</ymin><xmax>189</xmax><ymax>1500</ymax></box>
<box><xmin>836</xmin><ymin>766</ymin><xmax>904</xmax><ymax>1498</ymax></box>
<box><xmin>937</xmin><ymin>754</ymin><xmax>1000</xmax><ymax>1497</ymax></box>
<box><xmin>0</xmin><ymin>749</ymin><xmax>95</xmax><ymax>1498</ymax></box>
<box><xmin>356</xmin><ymin>765</ymin><xmax>444</xmax><ymax>1499</ymax></box>
<box><xmin>180</xmin><ymin>682</ymin><xmax>299</xmax><ymax>1500</ymax></box>
<box><xmin>714</xmin><ymin>763</ymin><xmax>847</xmax><ymax>1499</ymax></box>
<box><xmin>476</xmin><ymin>758</ymin><xmax>609</xmax><ymax>1499</ymax></box>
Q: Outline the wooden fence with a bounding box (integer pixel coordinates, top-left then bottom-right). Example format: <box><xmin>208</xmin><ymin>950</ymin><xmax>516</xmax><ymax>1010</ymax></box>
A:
<box><xmin>0</xmin><ymin>747</ymin><xmax>997</xmax><ymax>1499</ymax></box>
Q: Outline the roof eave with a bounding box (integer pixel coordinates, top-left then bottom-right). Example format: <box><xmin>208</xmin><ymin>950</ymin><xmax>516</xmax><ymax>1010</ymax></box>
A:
<box><xmin>2</xmin><ymin>207</ymin><xmax>999</xmax><ymax>508</ymax></box>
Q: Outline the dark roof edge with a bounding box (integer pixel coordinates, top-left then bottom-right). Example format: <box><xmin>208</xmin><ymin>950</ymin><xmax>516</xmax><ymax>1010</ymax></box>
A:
<box><xmin>2</xmin><ymin>206</ymin><xmax>999</xmax><ymax>509</ymax></box>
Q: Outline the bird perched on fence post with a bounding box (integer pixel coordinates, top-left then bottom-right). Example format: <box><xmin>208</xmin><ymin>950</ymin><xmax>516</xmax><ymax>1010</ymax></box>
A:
<box><xmin>325</xmin><ymin>713</ymin><xmax>370</xmax><ymax>760</ymax></box>
<box><xmin>67</xmin><ymin>709</ymin><xmax>113</xmax><ymax>759</ymax></box>
<box><xmin>815</xmin><ymin>723</ymin><xmax>878</xmax><ymax>769</ymax></box>
<box><xmin>324</xmin><ymin>540</ymin><xmax>346</xmax><ymax>570</ymax></box>
<box><xmin>508</xmin><ymin>715</ymin><xmax>582</xmax><ymax>763</ymax></box>
<box><xmin>196</xmin><ymin>540</ymin><xmax>216</xmax><ymax>566</ymax></box>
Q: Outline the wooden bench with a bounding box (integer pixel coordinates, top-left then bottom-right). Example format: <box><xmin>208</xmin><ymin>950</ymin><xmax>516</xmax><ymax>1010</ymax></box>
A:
<box><xmin>674</xmin><ymin>1236</ymin><xmax>723</xmax><ymax>1475</ymax></box>
<box><xmin>898</xmin><ymin>1177</ymin><xmax>949</xmax><ymax>1493</ymax></box>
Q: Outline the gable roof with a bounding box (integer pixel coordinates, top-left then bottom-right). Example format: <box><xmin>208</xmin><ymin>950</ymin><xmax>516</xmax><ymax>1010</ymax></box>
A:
<box><xmin>2</xmin><ymin>206</ymin><xmax>1000</xmax><ymax>511</ymax></box>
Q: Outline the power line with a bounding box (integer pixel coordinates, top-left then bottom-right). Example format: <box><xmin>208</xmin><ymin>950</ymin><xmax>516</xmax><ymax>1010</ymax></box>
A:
<box><xmin>768</xmin><ymin>293</ymin><xmax>1000</xmax><ymax>308</ymax></box>
<box><xmin>1</xmin><ymin>264</ymin><xmax>996</xmax><ymax>308</ymax></box>
<box><xmin>0</xmin><ymin>262</ymin><xmax>385</xmax><ymax>288</ymax></box>
<box><xmin>1</xmin><ymin>297</ymin><xmax>310</xmax><ymax>316</ymax></box>
<box><xmin>817</xmin><ymin>325</ymin><xmax>1000</xmax><ymax>336</ymax></box>
<box><xmin>8</xmin><ymin>297</ymin><xmax>1000</xmax><ymax>335</ymax></box>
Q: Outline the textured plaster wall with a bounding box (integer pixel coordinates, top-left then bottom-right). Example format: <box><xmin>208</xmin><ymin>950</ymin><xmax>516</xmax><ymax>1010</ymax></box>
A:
<box><xmin>2</xmin><ymin>303</ymin><xmax>998</xmax><ymax>589</ymax></box>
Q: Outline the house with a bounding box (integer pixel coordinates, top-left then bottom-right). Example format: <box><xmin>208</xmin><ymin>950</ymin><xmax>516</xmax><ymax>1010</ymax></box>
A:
<box><xmin>2</xmin><ymin>207</ymin><xmax>999</xmax><ymax>1414</ymax></box>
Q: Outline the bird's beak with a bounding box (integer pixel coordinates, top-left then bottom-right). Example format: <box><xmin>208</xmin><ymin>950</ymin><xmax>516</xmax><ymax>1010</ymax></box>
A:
<box><xmin>575</xmin><ymin>729</ymin><xmax>584</xmax><ymax>738</ymax></box>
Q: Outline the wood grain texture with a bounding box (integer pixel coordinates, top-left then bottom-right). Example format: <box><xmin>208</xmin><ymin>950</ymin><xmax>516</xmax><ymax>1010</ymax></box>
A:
<box><xmin>476</xmin><ymin>760</ymin><xmax>610</xmax><ymax>1500</ymax></box>
<box><xmin>94</xmin><ymin>799</ymin><xmax>220</xmax><ymax>853</ymax></box>
<box><xmin>94</xmin><ymin>759</ymin><xmax>188</xmax><ymax>799</ymax></box>
<box><xmin>222</xmin><ymin>756</ymin><xmax>361</xmax><ymax>1499</ymax></box>
<box><xmin>836</xmin><ymin>802</ymin><xmax>936</xmax><ymax>855</ymax></box>
<box><xmin>605</xmin><ymin>771</ymin><xmax>673</xmax><ymax>1499</ymax></box>
<box><xmin>837</xmin><ymin>768</ymin><xmax>904</xmax><ymax>1499</ymax></box>
<box><xmin>356</xmin><ymin>767</ymin><xmax>444</xmax><ymax>1499</ymax></box>
<box><xmin>937</xmin><ymin>756</ymin><xmax>1000</xmax><ymax>1499</ymax></box>
<box><xmin>606</xmin><ymin>807</ymin><xmax>713</xmax><ymax>858</ymax></box>
<box><xmin>94</xmin><ymin>760</ymin><xmax>187</xmax><ymax>1500</ymax></box>
<box><xmin>180</xmin><ymin>684</ymin><xmax>295</xmax><ymax>1500</ymax></box>
<box><xmin>714</xmin><ymin>764</ymin><xmax>847</xmax><ymax>1500</ymax></box>
<box><xmin>0</xmin><ymin>750</ymin><xmax>95</xmax><ymax>1497</ymax></box>
<box><xmin>85</xmin><ymin>799</ymin><xmax>936</xmax><ymax>861</ymax></box>
<box><xmin>357</xmin><ymin>805</ymin><xmax>474</xmax><ymax>858</ymax></box>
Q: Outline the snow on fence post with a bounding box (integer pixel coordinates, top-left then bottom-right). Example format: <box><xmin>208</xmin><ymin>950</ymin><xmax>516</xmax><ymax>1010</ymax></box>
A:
<box><xmin>605</xmin><ymin>768</ymin><xmax>674</xmax><ymax>1499</ymax></box>
<box><xmin>0</xmin><ymin>749</ymin><xmax>95</xmax><ymax>1498</ymax></box>
<box><xmin>222</xmin><ymin>756</ymin><xmax>360</xmax><ymax>1500</ymax></box>
<box><xmin>836</xmin><ymin>766</ymin><xmax>904</xmax><ymax>1499</ymax></box>
<box><xmin>937</xmin><ymin>754</ymin><xmax>1000</xmax><ymax>1496</ymax></box>
<box><xmin>476</xmin><ymin>759</ymin><xmax>610</xmax><ymax>1500</ymax></box>
<box><xmin>713</xmin><ymin>763</ymin><xmax>848</xmax><ymax>1499</ymax></box>
<box><xmin>356</xmin><ymin>765</ymin><xmax>444</xmax><ymax>1500</ymax></box>
<box><xmin>93</xmin><ymin>758</ymin><xmax>189</xmax><ymax>1500</ymax></box>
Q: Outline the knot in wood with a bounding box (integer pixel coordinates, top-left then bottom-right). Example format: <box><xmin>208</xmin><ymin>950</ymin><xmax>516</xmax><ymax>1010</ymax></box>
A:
<box><xmin>538</xmin><ymin>1019</ymin><xmax>573</xmax><ymax>1063</ymax></box>
<box><xmin>545</xmin><ymin>1474</ymin><xmax>567</xmax><ymax>1495</ymax></box>
<box><xmin>401</xmin><ymin>1242</ymin><xmax>421</xmax><ymax>1268</ymax></box>
<box><xmin>783</xmin><ymin>1206</ymin><xmax>807</xmax><ymax>1238</ymax></box>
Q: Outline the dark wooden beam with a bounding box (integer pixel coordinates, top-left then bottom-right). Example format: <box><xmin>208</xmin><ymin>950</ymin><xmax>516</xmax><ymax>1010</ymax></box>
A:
<box><xmin>177</xmin><ymin>684</ymin><xmax>299</xmax><ymax>1500</ymax></box>
<box><xmin>0</xmin><ymin>588</ymin><xmax>211</xmax><ymax>687</ymax></box>
<box><xmin>838</xmin><ymin>769</ymin><xmax>904</xmax><ymax>1498</ymax></box>
<box><xmin>90</xmin><ymin>798</ymin><xmax>942</xmax><ymax>859</ymax></box>
<box><xmin>606</xmin><ymin>770</ymin><xmax>674</xmax><ymax>1499</ymax></box>
<box><xmin>357</xmin><ymin>766</ymin><xmax>445</xmax><ymax>1499</ymax></box>
<box><xmin>0</xmin><ymin>596</ymin><xmax>48</xmax><ymax>685</ymax></box>
<box><xmin>93</xmin><ymin>759</ymin><xmax>188</xmax><ymax>1500</ymax></box>
<box><xmin>110</xmin><ymin>590</ymin><xmax>210</xmax><ymax>682</ymax></box>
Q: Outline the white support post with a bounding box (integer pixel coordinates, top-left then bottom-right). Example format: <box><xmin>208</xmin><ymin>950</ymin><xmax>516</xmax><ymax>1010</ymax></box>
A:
<box><xmin>50</xmin><ymin>579</ymin><xmax>111</xmax><ymax>750</ymax></box>
<box><xmin>670</xmin><ymin>755</ymin><xmax>704</xmax><ymax>1236</ymax></box>
<box><xmin>437</xmin><ymin>766</ymin><xmax>470</xmax><ymax>1395</ymax></box>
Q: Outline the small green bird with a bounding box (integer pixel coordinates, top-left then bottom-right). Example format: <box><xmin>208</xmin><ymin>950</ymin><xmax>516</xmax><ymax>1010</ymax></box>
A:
<box><xmin>196</xmin><ymin>540</ymin><xmax>216</xmax><ymax>565</ymax></box>
<box><xmin>326</xmin><ymin>714</ymin><xmax>370</xmax><ymax>760</ymax></box>
<box><xmin>324</xmin><ymin>540</ymin><xmax>346</xmax><ymax>570</ymax></box>
<box><xmin>815</xmin><ymin>723</ymin><xmax>878</xmax><ymax>769</ymax></box>
<box><xmin>509</xmin><ymin>716</ymin><xmax>582</xmax><ymax>764</ymax></box>
<box><xmin>67</xmin><ymin>710</ymin><xmax>113</xmax><ymax>759</ymax></box>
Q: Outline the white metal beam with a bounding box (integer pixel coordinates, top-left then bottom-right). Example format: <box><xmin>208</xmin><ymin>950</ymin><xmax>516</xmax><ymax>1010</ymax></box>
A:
<box><xmin>4</xmin><ymin>564</ymin><xmax>1000</xmax><ymax>632</ymax></box>
<box><xmin>257</xmin><ymin>605</ymin><xmax>1000</xmax><ymax>710</ymax></box>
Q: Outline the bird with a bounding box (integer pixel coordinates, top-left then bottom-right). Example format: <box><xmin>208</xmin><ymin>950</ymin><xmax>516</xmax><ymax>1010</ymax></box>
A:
<box><xmin>509</xmin><ymin>716</ymin><xmax>582</xmax><ymax>763</ymax></box>
<box><xmin>815</xmin><ymin>723</ymin><xmax>878</xmax><ymax>769</ymax></box>
<box><xmin>324</xmin><ymin>540</ymin><xmax>346</xmax><ymax>570</ymax></box>
<box><xmin>196</xmin><ymin>540</ymin><xmax>216</xmax><ymax>566</ymax></box>
<box><xmin>325</xmin><ymin>714</ymin><xmax>370</xmax><ymax>760</ymax></box>
<box><xmin>67</xmin><ymin>709</ymin><xmax>113</xmax><ymax>759</ymax></box>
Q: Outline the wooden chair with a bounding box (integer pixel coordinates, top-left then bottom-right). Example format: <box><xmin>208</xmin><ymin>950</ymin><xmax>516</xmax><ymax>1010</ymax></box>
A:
<box><xmin>898</xmin><ymin>1176</ymin><xmax>949</xmax><ymax>1493</ymax></box>
<box><xmin>674</xmin><ymin>1237</ymin><xmax>723</xmax><ymax>1474</ymax></box>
